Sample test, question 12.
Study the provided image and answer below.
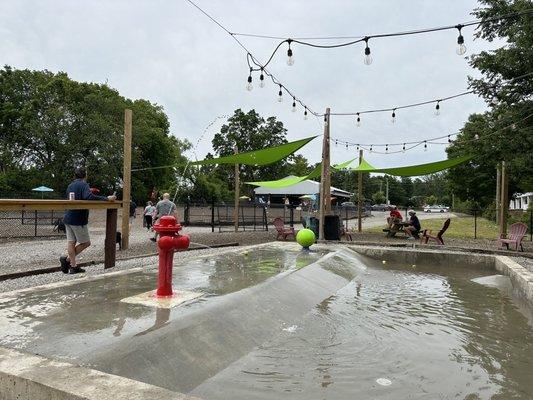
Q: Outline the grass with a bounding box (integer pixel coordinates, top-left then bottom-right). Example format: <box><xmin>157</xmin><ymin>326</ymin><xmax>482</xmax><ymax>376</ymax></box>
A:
<box><xmin>367</xmin><ymin>216</ymin><xmax>501</xmax><ymax>240</ymax></box>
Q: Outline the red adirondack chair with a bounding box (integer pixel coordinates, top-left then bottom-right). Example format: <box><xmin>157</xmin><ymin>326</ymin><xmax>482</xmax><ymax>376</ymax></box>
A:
<box><xmin>273</xmin><ymin>217</ymin><xmax>295</xmax><ymax>240</ymax></box>
<box><xmin>498</xmin><ymin>222</ymin><xmax>527</xmax><ymax>252</ymax></box>
<box><xmin>420</xmin><ymin>218</ymin><xmax>450</xmax><ymax>245</ymax></box>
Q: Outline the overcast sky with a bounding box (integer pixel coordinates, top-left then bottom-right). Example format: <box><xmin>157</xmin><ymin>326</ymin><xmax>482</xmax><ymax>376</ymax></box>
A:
<box><xmin>0</xmin><ymin>0</ymin><xmax>498</xmax><ymax>169</ymax></box>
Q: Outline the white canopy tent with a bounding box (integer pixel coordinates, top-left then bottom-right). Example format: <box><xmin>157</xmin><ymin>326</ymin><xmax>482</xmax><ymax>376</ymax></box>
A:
<box><xmin>254</xmin><ymin>177</ymin><xmax>352</xmax><ymax>199</ymax></box>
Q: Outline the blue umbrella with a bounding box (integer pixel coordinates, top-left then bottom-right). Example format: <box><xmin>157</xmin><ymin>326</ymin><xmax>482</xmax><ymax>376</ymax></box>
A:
<box><xmin>32</xmin><ymin>186</ymin><xmax>54</xmax><ymax>199</ymax></box>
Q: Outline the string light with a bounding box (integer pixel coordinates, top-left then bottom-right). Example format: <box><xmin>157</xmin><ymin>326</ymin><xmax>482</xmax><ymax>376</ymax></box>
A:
<box><xmin>259</xmin><ymin>69</ymin><xmax>265</xmax><ymax>88</ymax></box>
<box><xmin>292</xmin><ymin>97</ymin><xmax>297</xmax><ymax>112</ymax></box>
<box><xmin>370</xmin><ymin>145</ymin><xmax>373</xmax><ymax>152</ymax></box>
<box><xmin>402</xmin><ymin>143</ymin><xmax>406</xmax><ymax>153</ymax></box>
<box><xmin>304</xmin><ymin>108</ymin><xmax>308</xmax><ymax>120</ymax></box>
<box><xmin>385</xmin><ymin>144</ymin><xmax>389</xmax><ymax>153</ymax></box>
<box><xmin>277</xmin><ymin>84</ymin><xmax>283</xmax><ymax>102</ymax></box>
<box><xmin>456</xmin><ymin>24</ymin><xmax>467</xmax><ymax>55</ymax></box>
<box><xmin>435</xmin><ymin>101</ymin><xmax>441</xmax><ymax>116</ymax></box>
<box><xmin>391</xmin><ymin>109</ymin><xmax>396</xmax><ymax>124</ymax></box>
<box><xmin>363</xmin><ymin>37</ymin><xmax>372</xmax><ymax>65</ymax></box>
<box><xmin>287</xmin><ymin>39</ymin><xmax>294</xmax><ymax>66</ymax></box>
<box><xmin>246</xmin><ymin>69</ymin><xmax>253</xmax><ymax>91</ymax></box>
<box><xmin>356</xmin><ymin>113</ymin><xmax>361</xmax><ymax>127</ymax></box>
<box><xmin>424</xmin><ymin>141</ymin><xmax>427</xmax><ymax>151</ymax></box>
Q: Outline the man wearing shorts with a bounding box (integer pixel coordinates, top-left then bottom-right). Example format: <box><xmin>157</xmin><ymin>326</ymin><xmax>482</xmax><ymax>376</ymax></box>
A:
<box><xmin>60</xmin><ymin>167</ymin><xmax>116</xmax><ymax>274</ymax></box>
<box><xmin>150</xmin><ymin>193</ymin><xmax>177</xmax><ymax>242</ymax></box>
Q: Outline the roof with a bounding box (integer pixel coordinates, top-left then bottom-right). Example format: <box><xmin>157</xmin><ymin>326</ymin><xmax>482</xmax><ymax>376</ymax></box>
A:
<box><xmin>513</xmin><ymin>192</ymin><xmax>533</xmax><ymax>198</ymax></box>
<box><xmin>253</xmin><ymin>177</ymin><xmax>352</xmax><ymax>198</ymax></box>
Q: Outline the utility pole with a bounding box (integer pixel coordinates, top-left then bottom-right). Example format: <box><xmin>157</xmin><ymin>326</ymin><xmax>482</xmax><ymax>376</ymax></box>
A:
<box><xmin>499</xmin><ymin>161</ymin><xmax>508</xmax><ymax>236</ymax></box>
<box><xmin>357</xmin><ymin>149</ymin><xmax>363</xmax><ymax>232</ymax></box>
<box><xmin>385</xmin><ymin>176</ymin><xmax>389</xmax><ymax>205</ymax></box>
<box><xmin>319</xmin><ymin>108</ymin><xmax>331</xmax><ymax>241</ymax></box>
<box><xmin>495</xmin><ymin>163</ymin><xmax>501</xmax><ymax>225</ymax></box>
<box><xmin>121</xmin><ymin>109</ymin><xmax>132</xmax><ymax>250</ymax></box>
<box><xmin>234</xmin><ymin>146</ymin><xmax>239</xmax><ymax>232</ymax></box>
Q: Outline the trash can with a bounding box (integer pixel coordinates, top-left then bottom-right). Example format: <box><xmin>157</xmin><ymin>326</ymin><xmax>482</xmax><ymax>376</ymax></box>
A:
<box><xmin>324</xmin><ymin>215</ymin><xmax>341</xmax><ymax>240</ymax></box>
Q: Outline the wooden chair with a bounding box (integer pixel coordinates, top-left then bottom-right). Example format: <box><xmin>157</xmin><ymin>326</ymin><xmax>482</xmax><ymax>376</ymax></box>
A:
<box><xmin>498</xmin><ymin>222</ymin><xmax>527</xmax><ymax>252</ymax></box>
<box><xmin>420</xmin><ymin>218</ymin><xmax>450</xmax><ymax>245</ymax></box>
<box><xmin>273</xmin><ymin>217</ymin><xmax>295</xmax><ymax>240</ymax></box>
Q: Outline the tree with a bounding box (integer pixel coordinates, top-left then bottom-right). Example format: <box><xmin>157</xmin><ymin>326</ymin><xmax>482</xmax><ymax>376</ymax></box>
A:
<box><xmin>211</xmin><ymin>109</ymin><xmax>290</xmax><ymax>190</ymax></box>
<box><xmin>372</xmin><ymin>191</ymin><xmax>386</xmax><ymax>205</ymax></box>
<box><xmin>446</xmin><ymin>0</ymin><xmax>533</xmax><ymax>205</ymax></box>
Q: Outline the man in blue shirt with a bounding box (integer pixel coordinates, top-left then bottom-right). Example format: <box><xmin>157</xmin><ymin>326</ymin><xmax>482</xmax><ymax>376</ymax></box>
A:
<box><xmin>405</xmin><ymin>209</ymin><xmax>421</xmax><ymax>240</ymax></box>
<box><xmin>60</xmin><ymin>167</ymin><xmax>116</xmax><ymax>274</ymax></box>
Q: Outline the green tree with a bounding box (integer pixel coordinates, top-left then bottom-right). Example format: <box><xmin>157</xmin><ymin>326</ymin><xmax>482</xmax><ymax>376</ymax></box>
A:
<box><xmin>372</xmin><ymin>191</ymin><xmax>386</xmax><ymax>205</ymax></box>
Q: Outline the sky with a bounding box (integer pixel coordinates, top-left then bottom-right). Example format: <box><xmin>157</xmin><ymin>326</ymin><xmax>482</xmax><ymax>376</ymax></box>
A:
<box><xmin>0</xmin><ymin>0</ymin><xmax>499</xmax><ymax>170</ymax></box>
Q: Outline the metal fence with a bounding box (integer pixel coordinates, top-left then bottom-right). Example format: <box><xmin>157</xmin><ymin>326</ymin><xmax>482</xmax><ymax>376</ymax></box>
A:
<box><xmin>0</xmin><ymin>210</ymin><xmax>65</xmax><ymax>238</ymax></box>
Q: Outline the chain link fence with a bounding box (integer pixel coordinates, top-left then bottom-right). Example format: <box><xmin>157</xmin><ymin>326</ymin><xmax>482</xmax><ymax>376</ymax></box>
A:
<box><xmin>0</xmin><ymin>210</ymin><xmax>65</xmax><ymax>238</ymax></box>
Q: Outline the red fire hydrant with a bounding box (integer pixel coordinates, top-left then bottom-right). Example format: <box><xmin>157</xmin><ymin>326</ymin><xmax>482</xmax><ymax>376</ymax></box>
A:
<box><xmin>152</xmin><ymin>215</ymin><xmax>190</xmax><ymax>297</ymax></box>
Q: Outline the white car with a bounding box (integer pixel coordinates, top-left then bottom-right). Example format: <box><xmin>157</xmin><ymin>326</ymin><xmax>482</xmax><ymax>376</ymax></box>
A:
<box><xmin>423</xmin><ymin>205</ymin><xmax>450</xmax><ymax>213</ymax></box>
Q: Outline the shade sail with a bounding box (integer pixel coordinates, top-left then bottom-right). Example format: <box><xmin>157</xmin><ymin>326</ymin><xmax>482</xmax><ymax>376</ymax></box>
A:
<box><xmin>191</xmin><ymin>136</ymin><xmax>318</xmax><ymax>166</ymax></box>
<box><xmin>245</xmin><ymin>158</ymin><xmax>357</xmax><ymax>188</ymax></box>
<box><xmin>347</xmin><ymin>155</ymin><xmax>473</xmax><ymax>177</ymax></box>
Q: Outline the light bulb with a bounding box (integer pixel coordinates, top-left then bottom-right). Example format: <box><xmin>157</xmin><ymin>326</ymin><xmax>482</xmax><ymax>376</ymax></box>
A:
<box><xmin>304</xmin><ymin>109</ymin><xmax>308</xmax><ymax>120</ymax></box>
<box><xmin>259</xmin><ymin>73</ymin><xmax>265</xmax><ymax>88</ymax></box>
<box><xmin>292</xmin><ymin>99</ymin><xmax>297</xmax><ymax>113</ymax></box>
<box><xmin>277</xmin><ymin>86</ymin><xmax>283</xmax><ymax>102</ymax></box>
<box><xmin>346</xmin><ymin>144</ymin><xmax>348</xmax><ymax>149</ymax></box>
<box><xmin>448</xmin><ymin>135</ymin><xmax>451</xmax><ymax>143</ymax></box>
<box><xmin>402</xmin><ymin>144</ymin><xmax>406</xmax><ymax>153</ymax></box>
<box><xmin>435</xmin><ymin>102</ymin><xmax>440</xmax><ymax>116</ymax></box>
<box><xmin>424</xmin><ymin>141</ymin><xmax>427</xmax><ymax>151</ymax></box>
<box><xmin>356</xmin><ymin>114</ymin><xmax>361</xmax><ymax>127</ymax></box>
<box><xmin>391</xmin><ymin>110</ymin><xmax>396</xmax><ymax>124</ymax></box>
<box><xmin>363</xmin><ymin>38</ymin><xmax>372</xmax><ymax>65</ymax></box>
<box><xmin>386</xmin><ymin>145</ymin><xmax>389</xmax><ymax>153</ymax></box>
<box><xmin>287</xmin><ymin>44</ymin><xmax>294</xmax><ymax>66</ymax></box>
<box><xmin>370</xmin><ymin>146</ymin><xmax>373</xmax><ymax>153</ymax></box>
<box><xmin>246</xmin><ymin>75</ymin><xmax>253</xmax><ymax>91</ymax></box>
<box><xmin>456</xmin><ymin>26</ymin><xmax>466</xmax><ymax>55</ymax></box>
<box><xmin>335</xmin><ymin>140</ymin><xmax>338</xmax><ymax>146</ymax></box>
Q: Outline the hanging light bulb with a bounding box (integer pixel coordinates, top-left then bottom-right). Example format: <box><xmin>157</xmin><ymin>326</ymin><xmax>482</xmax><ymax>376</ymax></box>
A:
<box><xmin>277</xmin><ymin>84</ymin><xmax>283</xmax><ymax>102</ymax></box>
<box><xmin>357</xmin><ymin>144</ymin><xmax>360</xmax><ymax>150</ymax></box>
<box><xmin>424</xmin><ymin>141</ymin><xmax>427</xmax><ymax>151</ymax></box>
<box><xmin>287</xmin><ymin>40</ymin><xmax>294</xmax><ymax>66</ymax></box>
<box><xmin>435</xmin><ymin>101</ymin><xmax>441</xmax><ymax>116</ymax></box>
<box><xmin>335</xmin><ymin>139</ymin><xmax>338</xmax><ymax>146</ymax></box>
<box><xmin>356</xmin><ymin>113</ymin><xmax>361</xmax><ymax>127</ymax></box>
<box><xmin>304</xmin><ymin>108</ymin><xmax>308</xmax><ymax>120</ymax></box>
<box><xmin>402</xmin><ymin>143</ymin><xmax>406</xmax><ymax>153</ymax></box>
<box><xmin>391</xmin><ymin>109</ymin><xmax>396</xmax><ymax>124</ymax></box>
<box><xmin>370</xmin><ymin>145</ymin><xmax>373</xmax><ymax>153</ymax></box>
<box><xmin>246</xmin><ymin>70</ymin><xmax>253</xmax><ymax>91</ymax></box>
<box><xmin>346</xmin><ymin>143</ymin><xmax>348</xmax><ymax>149</ymax></box>
<box><xmin>259</xmin><ymin>69</ymin><xmax>265</xmax><ymax>88</ymax></box>
<box><xmin>363</xmin><ymin>37</ymin><xmax>372</xmax><ymax>65</ymax></box>
<box><xmin>448</xmin><ymin>135</ymin><xmax>451</xmax><ymax>143</ymax></box>
<box><xmin>456</xmin><ymin>25</ymin><xmax>466</xmax><ymax>55</ymax></box>
<box><xmin>385</xmin><ymin>144</ymin><xmax>389</xmax><ymax>153</ymax></box>
<box><xmin>292</xmin><ymin>98</ymin><xmax>297</xmax><ymax>113</ymax></box>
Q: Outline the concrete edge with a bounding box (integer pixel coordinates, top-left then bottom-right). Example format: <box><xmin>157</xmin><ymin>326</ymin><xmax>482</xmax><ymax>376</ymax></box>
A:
<box><xmin>0</xmin><ymin>347</ymin><xmax>198</xmax><ymax>400</ymax></box>
<box><xmin>494</xmin><ymin>255</ymin><xmax>533</xmax><ymax>304</ymax></box>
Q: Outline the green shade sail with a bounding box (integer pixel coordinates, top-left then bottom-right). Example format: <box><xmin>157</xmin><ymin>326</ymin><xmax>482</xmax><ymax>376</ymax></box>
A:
<box><xmin>191</xmin><ymin>136</ymin><xmax>318</xmax><ymax>166</ymax></box>
<box><xmin>347</xmin><ymin>155</ymin><xmax>473</xmax><ymax>177</ymax></box>
<box><xmin>245</xmin><ymin>158</ymin><xmax>357</xmax><ymax>188</ymax></box>
<box><xmin>245</xmin><ymin>155</ymin><xmax>472</xmax><ymax>188</ymax></box>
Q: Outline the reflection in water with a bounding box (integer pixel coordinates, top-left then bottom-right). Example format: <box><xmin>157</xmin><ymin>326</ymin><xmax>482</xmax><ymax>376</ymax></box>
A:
<box><xmin>195</xmin><ymin>261</ymin><xmax>533</xmax><ymax>400</ymax></box>
<box><xmin>135</xmin><ymin>308</ymin><xmax>171</xmax><ymax>337</ymax></box>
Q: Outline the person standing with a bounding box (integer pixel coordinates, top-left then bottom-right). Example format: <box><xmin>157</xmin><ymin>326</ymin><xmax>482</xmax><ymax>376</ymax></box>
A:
<box><xmin>150</xmin><ymin>193</ymin><xmax>177</xmax><ymax>242</ymax></box>
<box><xmin>60</xmin><ymin>167</ymin><xmax>116</xmax><ymax>274</ymax></box>
<box><xmin>143</xmin><ymin>201</ymin><xmax>156</xmax><ymax>230</ymax></box>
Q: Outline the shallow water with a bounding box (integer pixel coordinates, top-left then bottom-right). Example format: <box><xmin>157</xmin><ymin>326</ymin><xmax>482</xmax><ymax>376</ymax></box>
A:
<box><xmin>193</xmin><ymin>257</ymin><xmax>533</xmax><ymax>400</ymax></box>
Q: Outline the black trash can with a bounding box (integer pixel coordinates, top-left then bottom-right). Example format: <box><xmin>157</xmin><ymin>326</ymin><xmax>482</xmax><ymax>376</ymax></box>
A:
<box><xmin>324</xmin><ymin>215</ymin><xmax>341</xmax><ymax>240</ymax></box>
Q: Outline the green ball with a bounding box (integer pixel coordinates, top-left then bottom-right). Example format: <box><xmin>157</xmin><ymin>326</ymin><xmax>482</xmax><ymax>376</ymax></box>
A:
<box><xmin>296</xmin><ymin>229</ymin><xmax>316</xmax><ymax>248</ymax></box>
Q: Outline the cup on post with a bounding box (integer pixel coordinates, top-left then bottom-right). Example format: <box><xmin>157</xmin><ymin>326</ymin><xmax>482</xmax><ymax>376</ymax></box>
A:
<box><xmin>69</xmin><ymin>192</ymin><xmax>75</xmax><ymax>201</ymax></box>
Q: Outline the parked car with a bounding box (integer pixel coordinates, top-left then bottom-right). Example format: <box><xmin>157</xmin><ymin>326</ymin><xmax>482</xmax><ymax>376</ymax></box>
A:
<box><xmin>341</xmin><ymin>201</ymin><xmax>356</xmax><ymax>208</ymax></box>
<box><xmin>371</xmin><ymin>204</ymin><xmax>392</xmax><ymax>211</ymax></box>
<box><xmin>423</xmin><ymin>205</ymin><xmax>450</xmax><ymax>213</ymax></box>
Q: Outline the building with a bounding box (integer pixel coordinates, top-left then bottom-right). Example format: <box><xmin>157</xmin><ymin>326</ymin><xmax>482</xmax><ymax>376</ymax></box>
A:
<box><xmin>509</xmin><ymin>192</ymin><xmax>533</xmax><ymax>211</ymax></box>
<box><xmin>253</xmin><ymin>177</ymin><xmax>352</xmax><ymax>205</ymax></box>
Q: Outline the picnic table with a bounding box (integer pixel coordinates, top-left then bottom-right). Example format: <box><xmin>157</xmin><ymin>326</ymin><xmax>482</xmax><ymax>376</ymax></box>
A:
<box><xmin>383</xmin><ymin>221</ymin><xmax>411</xmax><ymax>238</ymax></box>
<box><xmin>0</xmin><ymin>199</ymin><xmax>122</xmax><ymax>268</ymax></box>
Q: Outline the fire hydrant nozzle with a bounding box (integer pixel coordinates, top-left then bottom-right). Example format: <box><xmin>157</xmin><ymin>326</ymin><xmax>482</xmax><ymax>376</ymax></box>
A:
<box><xmin>152</xmin><ymin>215</ymin><xmax>190</xmax><ymax>297</ymax></box>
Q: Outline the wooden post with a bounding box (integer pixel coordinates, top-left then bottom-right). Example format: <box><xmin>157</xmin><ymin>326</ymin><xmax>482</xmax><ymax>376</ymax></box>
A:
<box><xmin>104</xmin><ymin>208</ymin><xmax>117</xmax><ymax>268</ymax></box>
<box><xmin>234</xmin><ymin>146</ymin><xmax>239</xmax><ymax>232</ymax></box>
<box><xmin>319</xmin><ymin>108</ymin><xmax>331</xmax><ymax>241</ymax></box>
<box><xmin>495</xmin><ymin>163</ymin><xmax>501</xmax><ymax>225</ymax></box>
<box><xmin>121</xmin><ymin>109</ymin><xmax>132</xmax><ymax>250</ymax></box>
<box><xmin>499</xmin><ymin>161</ymin><xmax>508</xmax><ymax>236</ymax></box>
<box><xmin>357</xmin><ymin>149</ymin><xmax>363</xmax><ymax>233</ymax></box>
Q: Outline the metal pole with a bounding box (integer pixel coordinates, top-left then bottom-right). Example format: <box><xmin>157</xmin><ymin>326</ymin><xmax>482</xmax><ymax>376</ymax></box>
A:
<box><xmin>121</xmin><ymin>109</ymin><xmax>132</xmax><ymax>250</ymax></box>
<box><xmin>499</xmin><ymin>161</ymin><xmax>508</xmax><ymax>237</ymax></box>
<box><xmin>357</xmin><ymin>149</ymin><xmax>363</xmax><ymax>232</ymax></box>
<box><xmin>495</xmin><ymin>163</ymin><xmax>501</xmax><ymax>225</ymax></box>
<box><xmin>211</xmin><ymin>198</ymin><xmax>215</xmax><ymax>233</ymax></box>
<box><xmin>233</xmin><ymin>146</ymin><xmax>239</xmax><ymax>232</ymax></box>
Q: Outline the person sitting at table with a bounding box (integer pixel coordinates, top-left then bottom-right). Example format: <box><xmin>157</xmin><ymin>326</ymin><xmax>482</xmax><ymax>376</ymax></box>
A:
<box><xmin>387</xmin><ymin>206</ymin><xmax>403</xmax><ymax>229</ymax></box>
<box><xmin>405</xmin><ymin>209</ymin><xmax>421</xmax><ymax>240</ymax></box>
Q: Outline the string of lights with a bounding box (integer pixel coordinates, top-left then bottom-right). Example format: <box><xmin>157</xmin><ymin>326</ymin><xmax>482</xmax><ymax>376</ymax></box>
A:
<box><xmin>241</xmin><ymin>9</ymin><xmax>533</xmax><ymax>70</ymax></box>
<box><xmin>331</xmin><ymin>113</ymin><xmax>533</xmax><ymax>155</ymax></box>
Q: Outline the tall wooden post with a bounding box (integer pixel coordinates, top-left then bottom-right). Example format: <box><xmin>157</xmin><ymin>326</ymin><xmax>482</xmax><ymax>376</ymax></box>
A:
<box><xmin>121</xmin><ymin>109</ymin><xmax>132</xmax><ymax>250</ymax></box>
<box><xmin>357</xmin><ymin>149</ymin><xmax>363</xmax><ymax>233</ymax></box>
<box><xmin>499</xmin><ymin>161</ymin><xmax>508</xmax><ymax>236</ymax></box>
<box><xmin>319</xmin><ymin>108</ymin><xmax>331</xmax><ymax>241</ymax></box>
<box><xmin>233</xmin><ymin>146</ymin><xmax>239</xmax><ymax>232</ymax></box>
<box><xmin>495</xmin><ymin>163</ymin><xmax>501</xmax><ymax>225</ymax></box>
